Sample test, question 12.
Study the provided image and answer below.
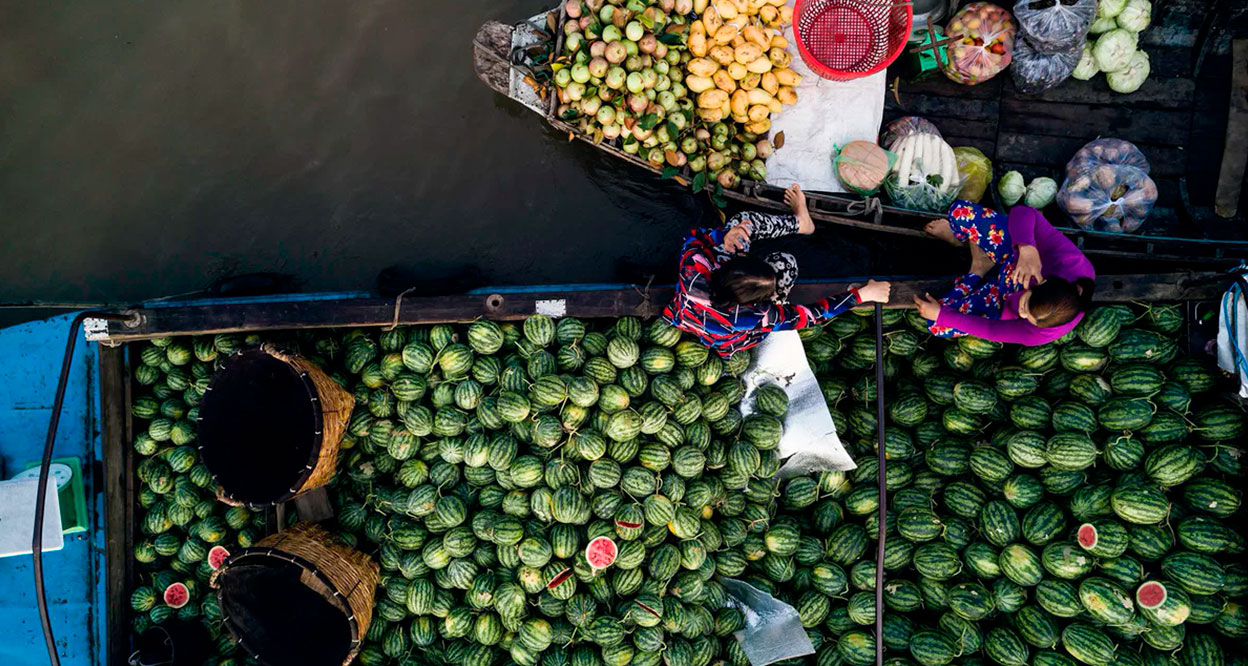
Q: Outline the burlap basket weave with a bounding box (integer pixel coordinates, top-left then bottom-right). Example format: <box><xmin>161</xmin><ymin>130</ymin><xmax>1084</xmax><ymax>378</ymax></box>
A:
<box><xmin>198</xmin><ymin>343</ymin><xmax>354</xmax><ymax>507</ymax></box>
<box><xmin>211</xmin><ymin>522</ymin><xmax>380</xmax><ymax>666</ymax></box>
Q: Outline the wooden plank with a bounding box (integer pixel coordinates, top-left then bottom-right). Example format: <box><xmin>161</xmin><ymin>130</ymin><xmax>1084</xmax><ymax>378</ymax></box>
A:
<box><xmin>98</xmin><ymin>274</ymin><xmax>1233</xmax><ymax>341</ymax></box>
<box><xmin>887</xmin><ymin>72</ymin><xmax>1005</xmax><ymax>100</ymax></box>
<box><xmin>1215</xmin><ymin>39</ymin><xmax>1248</xmax><ymax>217</ymax></box>
<box><xmin>996</xmin><ymin>133</ymin><xmax>1189</xmax><ymax>177</ymax></box>
<box><xmin>1000</xmin><ymin>75</ymin><xmax>1197</xmax><ymax>110</ymax></box>
<box><xmin>885</xmin><ymin>93</ymin><xmax>999</xmax><ymax>121</ymax></box>
<box><xmin>1001</xmin><ymin>99</ymin><xmax>1194</xmax><ymax>145</ymax></box>
<box><xmin>99</xmin><ymin>345</ymin><xmax>133</xmax><ymax>666</ymax></box>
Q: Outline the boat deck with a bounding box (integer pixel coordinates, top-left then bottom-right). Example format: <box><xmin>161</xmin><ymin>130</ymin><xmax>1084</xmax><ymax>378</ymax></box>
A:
<box><xmin>885</xmin><ymin>0</ymin><xmax>1248</xmax><ymax>239</ymax></box>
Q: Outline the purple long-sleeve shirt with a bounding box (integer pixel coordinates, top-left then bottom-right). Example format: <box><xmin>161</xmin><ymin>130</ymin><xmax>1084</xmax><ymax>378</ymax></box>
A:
<box><xmin>936</xmin><ymin>206</ymin><xmax>1096</xmax><ymax>345</ymax></box>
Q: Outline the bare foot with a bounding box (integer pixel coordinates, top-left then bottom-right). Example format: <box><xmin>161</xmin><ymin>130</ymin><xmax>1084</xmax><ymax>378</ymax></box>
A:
<box><xmin>785</xmin><ymin>183</ymin><xmax>814</xmax><ymax>233</ymax></box>
<box><xmin>969</xmin><ymin>242</ymin><xmax>995</xmax><ymax>277</ymax></box>
<box><xmin>924</xmin><ymin>218</ymin><xmax>962</xmax><ymax>247</ymax></box>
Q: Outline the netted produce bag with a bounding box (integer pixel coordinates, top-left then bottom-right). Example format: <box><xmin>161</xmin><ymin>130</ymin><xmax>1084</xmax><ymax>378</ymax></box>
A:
<box><xmin>1058</xmin><ymin>163</ymin><xmax>1158</xmax><ymax>232</ymax></box>
<box><xmin>941</xmin><ymin>3</ymin><xmax>1017</xmax><ymax>85</ymax></box>
<box><xmin>833</xmin><ymin>141</ymin><xmax>895</xmax><ymax>196</ymax></box>
<box><xmin>954</xmin><ymin>146</ymin><xmax>994</xmax><ymax>202</ymax></box>
<box><xmin>885</xmin><ymin>132</ymin><xmax>963</xmax><ymax>213</ymax></box>
<box><xmin>1010</xmin><ymin>36</ymin><xmax>1082</xmax><ymax>93</ymax></box>
<box><xmin>879</xmin><ymin>116</ymin><xmax>942</xmax><ymax>151</ymax></box>
<box><xmin>1014</xmin><ymin>0</ymin><xmax>1097</xmax><ymax>53</ymax></box>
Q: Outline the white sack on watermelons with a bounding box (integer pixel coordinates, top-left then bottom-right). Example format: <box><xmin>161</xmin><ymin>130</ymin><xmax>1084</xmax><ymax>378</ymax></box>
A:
<box><xmin>1014</xmin><ymin>0</ymin><xmax>1097</xmax><ymax>54</ymax></box>
<box><xmin>1011</xmin><ymin>36</ymin><xmax>1083</xmax><ymax>94</ymax></box>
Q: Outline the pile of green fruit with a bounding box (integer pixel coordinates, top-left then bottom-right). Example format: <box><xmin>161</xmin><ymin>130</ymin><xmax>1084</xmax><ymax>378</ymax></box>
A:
<box><xmin>129</xmin><ymin>302</ymin><xmax>1246</xmax><ymax>666</ymax></box>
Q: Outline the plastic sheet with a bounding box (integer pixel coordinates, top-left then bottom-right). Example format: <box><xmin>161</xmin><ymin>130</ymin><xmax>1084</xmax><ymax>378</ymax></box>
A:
<box><xmin>1057</xmin><ymin>163</ymin><xmax>1157</xmax><ymax>232</ymax></box>
<box><xmin>1010</xmin><ymin>36</ymin><xmax>1082</xmax><ymax>94</ymax></box>
<box><xmin>721</xmin><ymin>578</ymin><xmax>816</xmax><ymax>666</ymax></box>
<box><xmin>879</xmin><ymin>116</ymin><xmax>942</xmax><ymax>151</ymax></box>
<box><xmin>954</xmin><ymin>147</ymin><xmax>993</xmax><ymax>202</ymax></box>
<box><xmin>1064</xmin><ymin>138</ymin><xmax>1151</xmax><ymax>179</ymax></box>
<box><xmin>941</xmin><ymin>3</ymin><xmax>1017</xmax><ymax>85</ymax></box>
<box><xmin>1014</xmin><ymin>0</ymin><xmax>1097</xmax><ymax>54</ymax></box>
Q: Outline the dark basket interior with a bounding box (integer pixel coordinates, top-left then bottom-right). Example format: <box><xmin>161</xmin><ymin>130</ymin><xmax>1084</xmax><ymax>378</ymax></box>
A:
<box><xmin>218</xmin><ymin>558</ymin><xmax>353</xmax><ymax>666</ymax></box>
<box><xmin>198</xmin><ymin>351</ymin><xmax>318</xmax><ymax>504</ymax></box>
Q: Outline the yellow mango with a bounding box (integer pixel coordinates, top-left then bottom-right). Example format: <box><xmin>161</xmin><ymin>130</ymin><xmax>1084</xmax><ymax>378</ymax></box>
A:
<box><xmin>713</xmin><ymin>24</ymin><xmax>740</xmax><ymax>44</ymax></box>
<box><xmin>774</xmin><ymin>67</ymin><xmax>801</xmax><ymax>86</ymax></box>
<box><xmin>702</xmin><ymin>6</ymin><xmax>722</xmax><ymax>35</ymax></box>
<box><xmin>697</xmin><ymin>106</ymin><xmax>725</xmax><ymax>122</ymax></box>
<box><xmin>747</xmin><ymin>104</ymin><xmax>770</xmax><ymax>122</ymax></box>
<box><xmin>713</xmin><ymin>69</ymin><xmax>737</xmax><ymax>92</ymax></box>
<box><xmin>734</xmin><ymin>42</ymin><xmax>763</xmax><ymax>64</ymax></box>
<box><xmin>727</xmin><ymin>61</ymin><xmax>749</xmax><ymax>79</ymax></box>
<box><xmin>714</xmin><ymin>0</ymin><xmax>738</xmax><ymax>20</ymax></box>
<box><xmin>698</xmin><ymin>89</ymin><xmax>730</xmax><ymax>109</ymax></box>
<box><xmin>761</xmin><ymin>71</ymin><xmax>779</xmax><ymax>94</ymax></box>
<box><xmin>709</xmin><ymin>44</ymin><xmax>736</xmax><ymax>66</ymax></box>
<box><xmin>745</xmin><ymin>118</ymin><xmax>771</xmax><ymax>133</ymax></box>
<box><xmin>689</xmin><ymin>26</ymin><xmax>708</xmax><ymax>57</ymax></box>
<box><xmin>694</xmin><ymin>0</ymin><xmax>710</xmax><ymax>11</ymax></box>
<box><xmin>687</xmin><ymin>58</ymin><xmax>720</xmax><ymax>78</ymax></box>
<box><xmin>743</xmin><ymin>25</ymin><xmax>770</xmax><ymax>47</ymax></box>
<box><xmin>777</xmin><ymin>86</ymin><xmax>797</xmax><ymax>105</ymax></box>
<box><xmin>759</xmin><ymin>6</ymin><xmax>778</xmax><ymax>23</ymax></box>
<box><xmin>740</xmin><ymin>72</ymin><xmax>762</xmax><ymax>90</ymax></box>
<box><xmin>730</xmin><ymin>89</ymin><xmax>750</xmax><ymax>116</ymax></box>
<box><xmin>767</xmin><ymin>98</ymin><xmax>783</xmax><ymax>114</ymax></box>
<box><xmin>745</xmin><ymin>88</ymin><xmax>774</xmax><ymax>105</ymax></box>
<box><xmin>770</xmin><ymin>34</ymin><xmax>788</xmax><ymax>49</ymax></box>
<box><xmin>768</xmin><ymin>47</ymin><xmax>792</xmax><ymax>68</ymax></box>
<box><xmin>746</xmin><ymin>56</ymin><xmax>773</xmax><ymax>73</ymax></box>
<box><xmin>686</xmin><ymin>75</ymin><xmax>717</xmax><ymax>93</ymax></box>
<box><xmin>732</xmin><ymin>112</ymin><xmax>750</xmax><ymax>124</ymax></box>
<box><xmin>731</xmin><ymin>0</ymin><xmax>749</xmax><ymax>13</ymax></box>
<box><xmin>747</xmin><ymin>0</ymin><xmax>769</xmax><ymax>12</ymax></box>
<box><xmin>731</xmin><ymin>34</ymin><xmax>746</xmax><ymax>48</ymax></box>
<box><xmin>779</xmin><ymin>5</ymin><xmax>793</xmax><ymax>22</ymax></box>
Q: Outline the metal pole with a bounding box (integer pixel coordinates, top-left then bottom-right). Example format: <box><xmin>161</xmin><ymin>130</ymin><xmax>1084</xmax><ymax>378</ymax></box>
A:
<box><xmin>873</xmin><ymin>303</ymin><xmax>887</xmax><ymax>666</ymax></box>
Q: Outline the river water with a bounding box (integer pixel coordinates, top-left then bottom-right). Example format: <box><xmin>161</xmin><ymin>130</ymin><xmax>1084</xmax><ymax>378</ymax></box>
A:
<box><xmin>0</xmin><ymin>0</ymin><xmax>951</xmax><ymax>320</ymax></box>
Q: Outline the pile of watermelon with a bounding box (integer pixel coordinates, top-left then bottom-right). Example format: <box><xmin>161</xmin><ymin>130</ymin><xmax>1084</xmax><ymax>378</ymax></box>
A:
<box><xmin>127</xmin><ymin>303</ymin><xmax>1246</xmax><ymax>666</ymax></box>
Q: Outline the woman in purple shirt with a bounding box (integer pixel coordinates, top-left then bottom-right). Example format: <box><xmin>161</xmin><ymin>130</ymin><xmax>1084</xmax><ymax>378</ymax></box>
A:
<box><xmin>912</xmin><ymin>200</ymin><xmax>1097</xmax><ymax>346</ymax></box>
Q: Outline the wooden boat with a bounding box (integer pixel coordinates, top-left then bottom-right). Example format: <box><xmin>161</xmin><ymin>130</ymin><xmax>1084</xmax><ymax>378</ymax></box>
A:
<box><xmin>474</xmin><ymin>7</ymin><xmax>1248</xmax><ymax>265</ymax></box>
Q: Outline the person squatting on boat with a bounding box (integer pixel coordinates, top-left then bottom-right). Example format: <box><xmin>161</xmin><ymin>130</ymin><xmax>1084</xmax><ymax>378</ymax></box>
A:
<box><xmin>664</xmin><ymin>183</ymin><xmax>892</xmax><ymax>356</ymax></box>
<box><xmin>913</xmin><ymin>200</ymin><xmax>1096</xmax><ymax>346</ymax></box>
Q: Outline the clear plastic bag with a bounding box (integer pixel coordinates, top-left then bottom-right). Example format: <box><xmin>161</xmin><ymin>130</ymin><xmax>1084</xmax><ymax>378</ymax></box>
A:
<box><xmin>1010</xmin><ymin>36</ymin><xmax>1082</xmax><ymax>94</ymax></box>
<box><xmin>885</xmin><ymin>133</ymin><xmax>963</xmax><ymax>213</ymax></box>
<box><xmin>1057</xmin><ymin>163</ymin><xmax>1158</xmax><ymax>232</ymax></box>
<box><xmin>880</xmin><ymin>116</ymin><xmax>942</xmax><ymax>151</ymax></box>
<box><xmin>1014</xmin><ymin>0</ymin><xmax>1097</xmax><ymax>54</ymax></box>
<box><xmin>954</xmin><ymin>146</ymin><xmax>994</xmax><ymax>203</ymax></box>
<box><xmin>1063</xmin><ymin>137</ymin><xmax>1150</xmax><ymax>180</ymax></box>
<box><xmin>941</xmin><ymin>3</ymin><xmax>1017</xmax><ymax>85</ymax></box>
<box><xmin>885</xmin><ymin>172</ymin><xmax>964</xmax><ymax>213</ymax></box>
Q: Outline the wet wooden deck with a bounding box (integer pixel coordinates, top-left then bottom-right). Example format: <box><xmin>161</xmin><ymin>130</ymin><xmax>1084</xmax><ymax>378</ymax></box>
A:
<box><xmin>884</xmin><ymin>0</ymin><xmax>1247</xmax><ymax>240</ymax></box>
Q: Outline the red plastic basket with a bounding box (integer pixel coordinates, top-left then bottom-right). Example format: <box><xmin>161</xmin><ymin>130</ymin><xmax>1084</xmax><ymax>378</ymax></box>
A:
<box><xmin>793</xmin><ymin>0</ymin><xmax>913</xmax><ymax>81</ymax></box>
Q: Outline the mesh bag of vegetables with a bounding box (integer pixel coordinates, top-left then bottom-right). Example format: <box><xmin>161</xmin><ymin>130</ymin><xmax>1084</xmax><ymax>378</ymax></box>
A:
<box><xmin>1058</xmin><ymin>163</ymin><xmax>1158</xmax><ymax>232</ymax></box>
<box><xmin>884</xmin><ymin>132</ymin><xmax>963</xmax><ymax>213</ymax></box>
<box><xmin>940</xmin><ymin>3</ymin><xmax>1017</xmax><ymax>85</ymax></box>
<box><xmin>1010</xmin><ymin>36</ymin><xmax>1083</xmax><ymax>94</ymax></box>
<box><xmin>1014</xmin><ymin>0</ymin><xmax>1097</xmax><ymax>54</ymax></box>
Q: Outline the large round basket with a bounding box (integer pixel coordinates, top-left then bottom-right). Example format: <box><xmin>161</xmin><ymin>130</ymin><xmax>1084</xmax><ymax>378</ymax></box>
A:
<box><xmin>210</xmin><ymin>522</ymin><xmax>380</xmax><ymax>666</ymax></box>
<box><xmin>197</xmin><ymin>344</ymin><xmax>354</xmax><ymax>507</ymax></box>
<box><xmin>793</xmin><ymin>0</ymin><xmax>913</xmax><ymax>81</ymax></box>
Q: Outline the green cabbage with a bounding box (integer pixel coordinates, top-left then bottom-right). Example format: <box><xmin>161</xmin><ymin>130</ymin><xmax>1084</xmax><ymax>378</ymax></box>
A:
<box><xmin>1096</xmin><ymin>0</ymin><xmax>1128</xmax><ymax>19</ymax></box>
<box><xmin>1024</xmin><ymin>177</ymin><xmax>1059</xmax><ymax>209</ymax></box>
<box><xmin>1093</xmin><ymin>29</ymin><xmax>1138</xmax><ymax>73</ymax></box>
<box><xmin>1107</xmin><ymin>50</ymin><xmax>1150</xmax><ymax>93</ymax></box>
<box><xmin>1089</xmin><ymin>15</ymin><xmax>1118</xmax><ymax>33</ymax></box>
<box><xmin>1072</xmin><ymin>44</ymin><xmax>1101</xmax><ymax>80</ymax></box>
<box><xmin>999</xmin><ymin>170</ymin><xmax>1026</xmax><ymax>207</ymax></box>
<box><xmin>1116</xmin><ymin>0</ymin><xmax>1151</xmax><ymax>31</ymax></box>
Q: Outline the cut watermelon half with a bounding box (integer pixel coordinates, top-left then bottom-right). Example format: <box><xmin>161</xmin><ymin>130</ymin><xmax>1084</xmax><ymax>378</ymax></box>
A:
<box><xmin>547</xmin><ymin>568</ymin><xmax>574</xmax><ymax>589</ymax></box>
<box><xmin>585</xmin><ymin>536</ymin><xmax>618</xmax><ymax>569</ymax></box>
<box><xmin>1077</xmin><ymin>523</ymin><xmax>1098</xmax><ymax>550</ymax></box>
<box><xmin>207</xmin><ymin>545</ymin><xmax>231</xmax><ymax>571</ymax></box>
<box><xmin>163</xmin><ymin>582</ymin><xmax>190</xmax><ymax>609</ymax></box>
<box><xmin>1136</xmin><ymin>581</ymin><xmax>1168</xmax><ymax>609</ymax></box>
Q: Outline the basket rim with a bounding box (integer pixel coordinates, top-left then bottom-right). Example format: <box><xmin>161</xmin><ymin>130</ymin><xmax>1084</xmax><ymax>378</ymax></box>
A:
<box><xmin>197</xmin><ymin>347</ymin><xmax>325</xmax><ymax>508</ymax></box>
<box><xmin>212</xmin><ymin>545</ymin><xmax>364</xmax><ymax>665</ymax></box>
<box><xmin>792</xmin><ymin>0</ymin><xmax>914</xmax><ymax>80</ymax></box>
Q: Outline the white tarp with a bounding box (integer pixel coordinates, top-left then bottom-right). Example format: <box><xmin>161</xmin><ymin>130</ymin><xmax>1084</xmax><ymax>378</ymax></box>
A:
<box><xmin>721</xmin><ymin>578</ymin><xmax>816</xmax><ymax>666</ymax></box>
<box><xmin>739</xmin><ymin>330</ymin><xmax>857</xmax><ymax>477</ymax></box>
<box><xmin>0</xmin><ymin>477</ymin><xmax>63</xmax><ymax>558</ymax></box>
<box><xmin>1216</xmin><ymin>275</ymin><xmax>1248</xmax><ymax>398</ymax></box>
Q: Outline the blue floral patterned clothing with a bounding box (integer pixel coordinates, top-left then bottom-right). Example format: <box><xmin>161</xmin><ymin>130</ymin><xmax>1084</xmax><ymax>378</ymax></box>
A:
<box><xmin>928</xmin><ymin>200</ymin><xmax>1026</xmax><ymax>338</ymax></box>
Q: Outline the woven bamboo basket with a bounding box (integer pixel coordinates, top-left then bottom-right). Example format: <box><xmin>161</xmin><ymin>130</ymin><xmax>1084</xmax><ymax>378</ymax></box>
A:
<box><xmin>197</xmin><ymin>344</ymin><xmax>354</xmax><ymax>507</ymax></box>
<box><xmin>211</xmin><ymin>522</ymin><xmax>379</xmax><ymax>666</ymax></box>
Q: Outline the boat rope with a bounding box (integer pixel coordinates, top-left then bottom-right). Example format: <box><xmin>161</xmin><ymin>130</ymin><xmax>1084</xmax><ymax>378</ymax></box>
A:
<box><xmin>382</xmin><ymin>286</ymin><xmax>419</xmax><ymax>331</ymax></box>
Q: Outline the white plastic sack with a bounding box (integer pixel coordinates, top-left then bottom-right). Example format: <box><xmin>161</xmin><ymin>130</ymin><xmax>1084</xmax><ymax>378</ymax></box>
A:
<box><xmin>739</xmin><ymin>330</ymin><xmax>857</xmax><ymax>477</ymax></box>
<box><xmin>1217</xmin><ymin>275</ymin><xmax>1248</xmax><ymax>399</ymax></box>
<box><xmin>721</xmin><ymin>578</ymin><xmax>816</xmax><ymax>666</ymax></box>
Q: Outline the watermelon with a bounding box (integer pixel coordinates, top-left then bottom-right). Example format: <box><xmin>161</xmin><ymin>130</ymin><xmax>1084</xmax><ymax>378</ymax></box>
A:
<box><xmin>162</xmin><ymin>582</ymin><xmax>189</xmax><ymax>609</ymax></box>
<box><xmin>1061</xmin><ymin>623</ymin><xmax>1116</xmax><ymax>666</ymax></box>
<box><xmin>1076</xmin><ymin>308</ymin><xmax>1122</xmax><ymax>347</ymax></box>
<box><xmin>207</xmin><ymin>545</ymin><xmax>230</xmax><ymax>570</ymax></box>
<box><xmin>1077</xmin><ymin>520</ymin><xmax>1129</xmax><ymax>558</ymax></box>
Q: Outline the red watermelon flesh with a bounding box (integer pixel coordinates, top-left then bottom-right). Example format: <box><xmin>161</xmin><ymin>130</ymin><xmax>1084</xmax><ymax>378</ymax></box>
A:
<box><xmin>1137</xmin><ymin>581</ymin><xmax>1168</xmax><ymax>609</ymax></box>
<box><xmin>546</xmin><ymin>568</ymin><xmax>573</xmax><ymax>589</ymax></box>
<box><xmin>1077</xmin><ymin>523</ymin><xmax>1098</xmax><ymax>549</ymax></box>
<box><xmin>208</xmin><ymin>546</ymin><xmax>230</xmax><ymax>571</ymax></box>
<box><xmin>163</xmin><ymin>582</ymin><xmax>190</xmax><ymax>609</ymax></box>
<box><xmin>585</xmin><ymin>536</ymin><xmax>618</xmax><ymax>568</ymax></box>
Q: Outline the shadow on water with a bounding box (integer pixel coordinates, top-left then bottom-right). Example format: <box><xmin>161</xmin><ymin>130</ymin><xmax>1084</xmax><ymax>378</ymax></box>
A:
<box><xmin>0</xmin><ymin>0</ymin><xmax>956</xmax><ymax>327</ymax></box>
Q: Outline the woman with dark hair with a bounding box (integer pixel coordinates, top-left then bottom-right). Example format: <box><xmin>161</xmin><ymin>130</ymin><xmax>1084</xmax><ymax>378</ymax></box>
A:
<box><xmin>913</xmin><ymin>200</ymin><xmax>1096</xmax><ymax>345</ymax></box>
<box><xmin>664</xmin><ymin>184</ymin><xmax>891</xmax><ymax>356</ymax></box>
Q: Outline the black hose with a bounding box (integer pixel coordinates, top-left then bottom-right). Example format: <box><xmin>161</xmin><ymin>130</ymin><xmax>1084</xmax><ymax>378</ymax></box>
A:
<box><xmin>873</xmin><ymin>304</ymin><xmax>887</xmax><ymax>666</ymax></box>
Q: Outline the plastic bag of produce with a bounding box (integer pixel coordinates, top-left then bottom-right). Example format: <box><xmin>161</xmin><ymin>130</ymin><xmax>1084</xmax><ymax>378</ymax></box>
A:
<box><xmin>941</xmin><ymin>3</ymin><xmax>1017</xmax><ymax>85</ymax></box>
<box><xmin>1010</xmin><ymin>36</ymin><xmax>1082</xmax><ymax>94</ymax></box>
<box><xmin>1063</xmin><ymin>137</ymin><xmax>1150</xmax><ymax>179</ymax></box>
<box><xmin>833</xmin><ymin>141</ymin><xmax>894</xmax><ymax>196</ymax></box>
<box><xmin>721</xmin><ymin>578</ymin><xmax>816</xmax><ymax>666</ymax></box>
<box><xmin>885</xmin><ymin>133</ymin><xmax>964</xmax><ymax>213</ymax></box>
<box><xmin>880</xmin><ymin>116</ymin><xmax>942</xmax><ymax>151</ymax></box>
<box><xmin>1057</xmin><ymin>163</ymin><xmax>1157</xmax><ymax>232</ymax></box>
<box><xmin>1014</xmin><ymin>0</ymin><xmax>1097</xmax><ymax>53</ymax></box>
<box><xmin>954</xmin><ymin>146</ymin><xmax>994</xmax><ymax>202</ymax></box>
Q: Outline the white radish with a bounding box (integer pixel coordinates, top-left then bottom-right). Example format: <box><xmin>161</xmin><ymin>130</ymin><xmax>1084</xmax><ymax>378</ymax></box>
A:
<box><xmin>941</xmin><ymin>140</ymin><xmax>958</xmax><ymax>193</ymax></box>
<box><xmin>914</xmin><ymin>134</ymin><xmax>931</xmax><ymax>184</ymax></box>
<box><xmin>895</xmin><ymin>135</ymin><xmax>916</xmax><ymax>186</ymax></box>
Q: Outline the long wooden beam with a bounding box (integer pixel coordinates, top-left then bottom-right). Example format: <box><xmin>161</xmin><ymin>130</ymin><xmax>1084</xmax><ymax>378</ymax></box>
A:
<box><xmin>95</xmin><ymin>272</ymin><xmax>1231</xmax><ymax>343</ymax></box>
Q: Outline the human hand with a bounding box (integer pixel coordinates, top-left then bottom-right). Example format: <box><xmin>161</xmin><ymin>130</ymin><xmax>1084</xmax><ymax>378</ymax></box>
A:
<box><xmin>1013</xmin><ymin>245</ymin><xmax>1043</xmax><ymax>288</ymax></box>
<box><xmin>857</xmin><ymin>279</ymin><xmax>892</xmax><ymax>304</ymax></box>
<box><xmin>723</xmin><ymin>222</ymin><xmax>752</xmax><ymax>254</ymax></box>
<box><xmin>913</xmin><ymin>292</ymin><xmax>942</xmax><ymax>321</ymax></box>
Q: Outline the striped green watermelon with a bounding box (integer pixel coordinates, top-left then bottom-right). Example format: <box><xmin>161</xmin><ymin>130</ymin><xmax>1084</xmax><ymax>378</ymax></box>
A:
<box><xmin>1061</xmin><ymin>623</ymin><xmax>1116</xmax><ymax>666</ymax></box>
